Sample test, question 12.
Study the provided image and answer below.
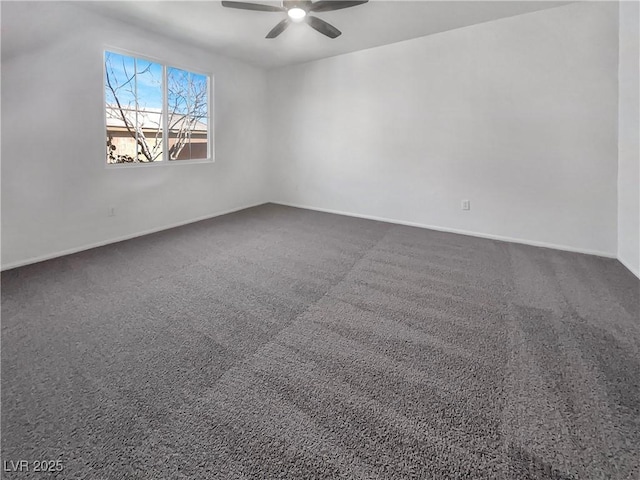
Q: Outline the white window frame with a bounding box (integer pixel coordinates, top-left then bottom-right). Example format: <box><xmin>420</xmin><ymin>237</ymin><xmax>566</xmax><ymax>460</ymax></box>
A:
<box><xmin>103</xmin><ymin>47</ymin><xmax>214</xmax><ymax>168</ymax></box>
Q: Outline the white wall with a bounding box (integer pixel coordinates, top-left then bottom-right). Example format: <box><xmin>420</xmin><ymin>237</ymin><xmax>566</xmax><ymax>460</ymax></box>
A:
<box><xmin>2</xmin><ymin>2</ymin><xmax>630</xmax><ymax>270</ymax></box>
<box><xmin>1</xmin><ymin>2</ymin><xmax>269</xmax><ymax>269</ymax></box>
<box><xmin>267</xmin><ymin>2</ymin><xmax>620</xmax><ymax>257</ymax></box>
<box><xmin>618</xmin><ymin>0</ymin><xmax>640</xmax><ymax>278</ymax></box>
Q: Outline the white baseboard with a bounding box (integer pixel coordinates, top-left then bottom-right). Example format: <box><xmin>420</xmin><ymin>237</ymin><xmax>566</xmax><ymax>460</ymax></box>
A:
<box><xmin>1</xmin><ymin>201</ymin><xmax>268</xmax><ymax>272</ymax></box>
<box><xmin>4</xmin><ymin>200</ymin><xmax>629</xmax><ymax>274</ymax></box>
<box><xmin>617</xmin><ymin>255</ymin><xmax>640</xmax><ymax>279</ymax></box>
<box><xmin>271</xmin><ymin>201</ymin><xmax>618</xmax><ymax>259</ymax></box>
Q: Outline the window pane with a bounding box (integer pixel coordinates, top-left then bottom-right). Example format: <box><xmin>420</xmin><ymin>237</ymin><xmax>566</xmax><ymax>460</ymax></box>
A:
<box><xmin>168</xmin><ymin>116</ymin><xmax>209</xmax><ymax>161</ymax></box>
<box><xmin>167</xmin><ymin>115</ymin><xmax>190</xmax><ymax>160</ymax></box>
<box><xmin>189</xmin><ymin>115</ymin><xmax>209</xmax><ymax>160</ymax></box>
<box><xmin>167</xmin><ymin>67</ymin><xmax>190</xmax><ymax>115</ymax></box>
<box><xmin>190</xmin><ymin>72</ymin><xmax>208</xmax><ymax>126</ymax></box>
<box><xmin>105</xmin><ymin>51</ymin><xmax>163</xmax><ymax>164</ymax></box>
<box><xmin>135</xmin><ymin>59</ymin><xmax>163</xmax><ymax>110</ymax></box>
<box><xmin>105</xmin><ymin>52</ymin><xmax>136</xmax><ymax>108</ymax></box>
<box><xmin>167</xmin><ymin>67</ymin><xmax>209</xmax><ymax>160</ymax></box>
<box><xmin>136</xmin><ymin>109</ymin><xmax>164</xmax><ymax>163</ymax></box>
<box><xmin>106</xmin><ymin>105</ymin><xmax>137</xmax><ymax>164</ymax></box>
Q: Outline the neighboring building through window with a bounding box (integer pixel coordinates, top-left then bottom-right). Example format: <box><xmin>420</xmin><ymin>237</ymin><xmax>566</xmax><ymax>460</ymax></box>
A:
<box><xmin>104</xmin><ymin>50</ymin><xmax>211</xmax><ymax>164</ymax></box>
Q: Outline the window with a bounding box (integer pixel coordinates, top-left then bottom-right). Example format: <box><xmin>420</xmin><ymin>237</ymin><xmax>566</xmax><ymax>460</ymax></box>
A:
<box><xmin>104</xmin><ymin>50</ymin><xmax>211</xmax><ymax>165</ymax></box>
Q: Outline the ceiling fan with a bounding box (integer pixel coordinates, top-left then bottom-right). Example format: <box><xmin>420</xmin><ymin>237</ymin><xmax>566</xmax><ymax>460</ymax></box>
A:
<box><xmin>221</xmin><ymin>0</ymin><xmax>368</xmax><ymax>39</ymax></box>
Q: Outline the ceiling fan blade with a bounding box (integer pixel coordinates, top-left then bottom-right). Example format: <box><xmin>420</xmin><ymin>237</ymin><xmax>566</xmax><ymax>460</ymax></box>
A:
<box><xmin>309</xmin><ymin>1</ymin><xmax>368</xmax><ymax>13</ymax></box>
<box><xmin>306</xmin><ymin>15</ymin><xmax>341</xmax><ymax>38</ymax></box>
<box><xmin>221</xmin><ymin>1</ymin><xmax>285</xmax><ymax>12</ymax></box>
<box><xmin>266</xmin><ymin>18</ymin><xmax>291</xmax><ymax>38</ymax></box>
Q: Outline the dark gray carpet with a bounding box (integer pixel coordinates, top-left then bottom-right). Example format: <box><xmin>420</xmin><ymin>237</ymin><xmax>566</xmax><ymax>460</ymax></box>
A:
<box><xmin>2</xmin><ymin>203</ymin><xmax>639</xmax><ymax>479</ymax></box>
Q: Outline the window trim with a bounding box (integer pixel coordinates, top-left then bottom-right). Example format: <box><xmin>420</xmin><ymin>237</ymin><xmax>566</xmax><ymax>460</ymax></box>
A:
<box><xmin>103</xmin><ymin>46</ymin><xmax>215</xmax><ymax>168</ymax></box>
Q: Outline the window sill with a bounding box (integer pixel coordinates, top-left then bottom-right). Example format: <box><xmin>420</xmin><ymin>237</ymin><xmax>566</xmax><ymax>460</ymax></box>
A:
<box><xmin>105</xmin><ymin>158</ymin><xmax>215</xmax><ymax>169</ymax></box>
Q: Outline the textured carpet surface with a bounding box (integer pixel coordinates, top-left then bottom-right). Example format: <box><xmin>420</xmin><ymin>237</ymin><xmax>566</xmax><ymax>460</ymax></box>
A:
<box><xmin>2</xmin><ymin>204</ymin><xmax>639</xmax><ymax>479</ymax></box>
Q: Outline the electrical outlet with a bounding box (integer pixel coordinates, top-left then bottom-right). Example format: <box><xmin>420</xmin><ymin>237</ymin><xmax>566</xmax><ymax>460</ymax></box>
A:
<box><xmin>461</xmin><ymin>200</ymin><xmax>470</xmax><ymax>211</ymax></box>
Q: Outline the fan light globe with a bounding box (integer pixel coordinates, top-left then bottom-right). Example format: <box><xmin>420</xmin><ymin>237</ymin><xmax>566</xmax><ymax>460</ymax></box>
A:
<box><xmin>287</xmin><ymin>7</ymin><xmax>306</xmax><ymax>21</ymax></box>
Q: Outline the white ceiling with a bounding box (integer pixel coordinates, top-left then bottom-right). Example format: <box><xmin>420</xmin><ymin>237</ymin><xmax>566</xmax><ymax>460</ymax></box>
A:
<box><xmin>6</xmin><ymin>1</ymin><xmax>571</xmax><ymax>69</ymax></box>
